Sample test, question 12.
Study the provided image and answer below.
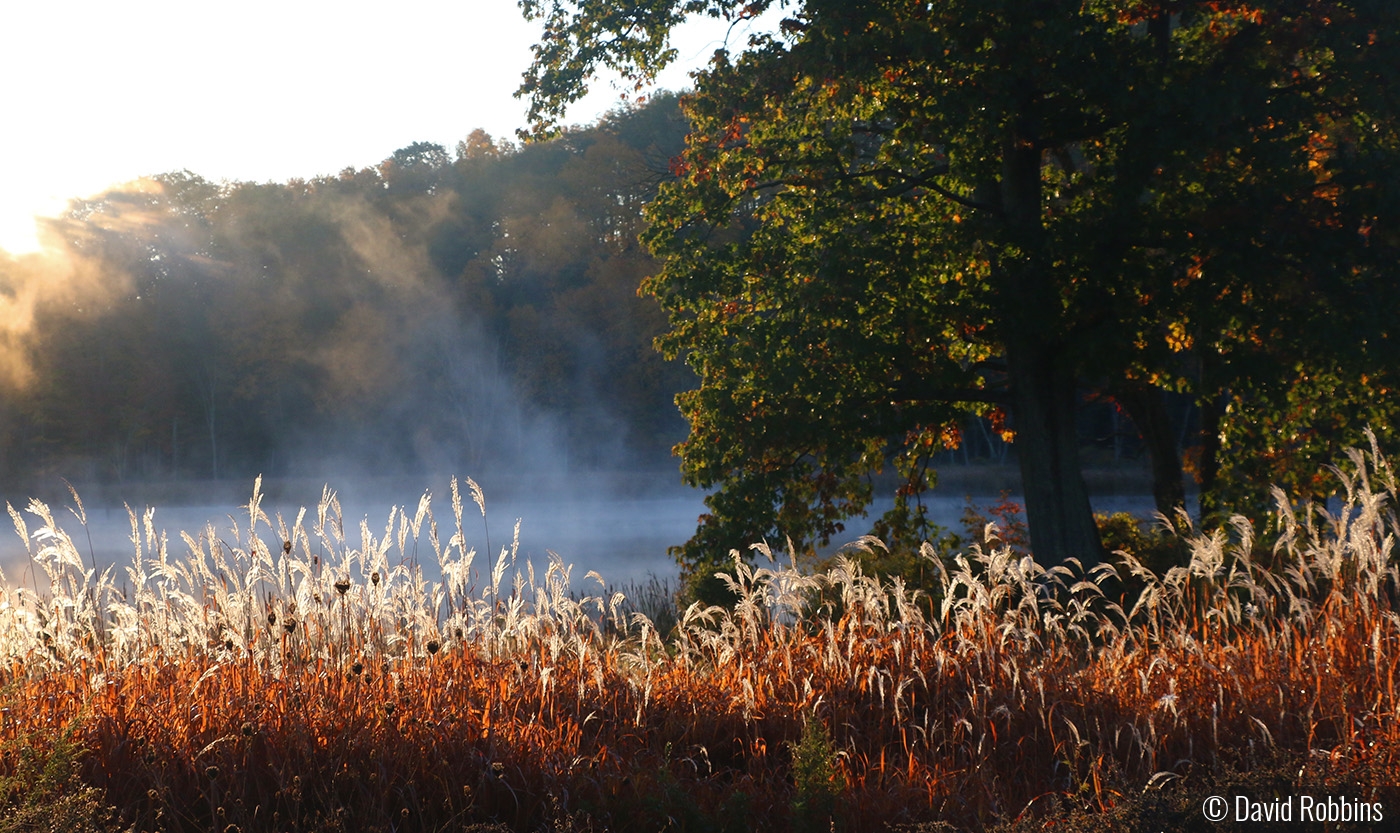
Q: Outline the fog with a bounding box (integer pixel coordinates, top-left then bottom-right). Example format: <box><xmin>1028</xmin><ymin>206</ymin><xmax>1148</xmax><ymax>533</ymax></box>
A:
<box><xmin>0</xmin><ymin>468</ymin><xmax>1162</xmax><ymax>598</ymax></box>
<box><xmin>0</xmin><ymin>469</ymin><xmax>695</xmax><ymax>591</ymax></box>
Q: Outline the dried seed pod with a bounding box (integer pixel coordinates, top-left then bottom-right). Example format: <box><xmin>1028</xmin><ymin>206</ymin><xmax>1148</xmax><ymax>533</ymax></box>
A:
<box><xmin>283</xmin><ymin>619</ymin><xmax>297</xmax><ymax>635</ymax></box>
<box><xmin>283</xmin><ymin>540</ymin><xmax>292</xmax><ymax>555</ymax></box>
<box><xmin>371</xmin><ymin>571</ymin><xmax>381</xmax><ymax>586</ymax></box>
<box><xmin>426</xmin><ymin>639</ymin><xmax>441</xmax><ymax>655</ymax></box>
<box><xmin>267</xmin><ymin>611</ymin><xmax>277</xmax><ymax>627</ymax></box>
<box><xmin>352</xmin><ymin>661</ymin><xmax>364</xmax><ymax>676</ymax></box>
<box><xmin>335</xmin><ymin>579</ymin><xmax>350</xmax><ymax>595</ymax></box>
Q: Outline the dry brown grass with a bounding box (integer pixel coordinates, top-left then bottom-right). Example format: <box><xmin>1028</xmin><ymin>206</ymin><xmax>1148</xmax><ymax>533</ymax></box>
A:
<box><xmin>1</xmin><ymin>441</ymin><xmax>1398</xmax><ymax>832</ymax></box>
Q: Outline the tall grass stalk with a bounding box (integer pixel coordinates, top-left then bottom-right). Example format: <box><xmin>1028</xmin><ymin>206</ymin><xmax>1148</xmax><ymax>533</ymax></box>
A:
<box><xmin>1</xmin><ymin>440</ymin><xmax>1398</xmax><ymax>830</ymax></box>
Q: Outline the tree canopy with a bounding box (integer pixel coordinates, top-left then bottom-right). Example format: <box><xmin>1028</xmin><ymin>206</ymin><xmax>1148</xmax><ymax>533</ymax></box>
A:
<box><xmin>521</xmin><ymin>0</ymin><xmax>1400</xmax><ymax>589</ymax></box>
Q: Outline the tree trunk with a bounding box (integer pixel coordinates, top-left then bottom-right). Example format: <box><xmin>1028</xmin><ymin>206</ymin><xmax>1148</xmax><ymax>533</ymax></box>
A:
<box><xmin>1197</xmin><ymin>394</ymin><xmax>1223</xmax><ymax>521</ymax></box>
<box><xmin>1113</xmin><ymin>383</ymin><xmax>1186</xmax><ymax>519</ymax></box>
<box><xmin>995</xmin><ymin>128</ymin><xmax>1104</xmax><ymax>571</ymax></box>
<box><xmin>1006</xmin><ymin>342</ymin><xmax>1104</xmax><ymax>570</ymax></box>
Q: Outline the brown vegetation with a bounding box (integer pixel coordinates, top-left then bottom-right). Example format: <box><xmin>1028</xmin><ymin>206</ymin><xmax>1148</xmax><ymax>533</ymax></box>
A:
<box><xmin>1</xmin><ymin>443</ymin><xmax>1398</xmax><ymax>831</ymax></box>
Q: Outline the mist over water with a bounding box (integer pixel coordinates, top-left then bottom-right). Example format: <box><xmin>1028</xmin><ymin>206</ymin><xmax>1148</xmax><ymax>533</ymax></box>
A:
<box><xmin>0</xmin><ymin>466</ymin><xmax>1161</xmax><ymax>597</ymax></box>
<box><xmin>0</xmin><ymin>123</ymin><xmax>701</xmax><ymax>591</ymax></box>
<box><xmin>0</xmin><ymin>470</ymin><xmax>706</xmax><ymax>594</ymax></box>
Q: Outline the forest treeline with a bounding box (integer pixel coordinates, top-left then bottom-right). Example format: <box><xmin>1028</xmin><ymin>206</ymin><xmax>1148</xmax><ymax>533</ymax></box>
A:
<box><xmin>0</xmin><ymin>97</ymin><xmax>695</xmax><ymax>487</ymax></box>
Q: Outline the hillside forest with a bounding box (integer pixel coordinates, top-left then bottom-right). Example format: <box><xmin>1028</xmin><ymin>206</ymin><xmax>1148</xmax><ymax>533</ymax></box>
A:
<box><xmin>0</xmin><ymin>100</ymin><xmax>695</xmax><ymax>489</ymax></box>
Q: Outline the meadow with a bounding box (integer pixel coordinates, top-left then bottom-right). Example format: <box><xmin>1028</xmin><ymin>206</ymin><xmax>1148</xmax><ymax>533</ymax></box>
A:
<box><xmin>1</xmin><ymin>443</ymin><xmax>1398</xmax><ymax>832</ymax></box>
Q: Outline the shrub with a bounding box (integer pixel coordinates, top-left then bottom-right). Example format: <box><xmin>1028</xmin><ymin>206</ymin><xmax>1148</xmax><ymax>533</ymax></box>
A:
<box><xmin>788</xmin><ymin>718</ymin><xmax>842</xmax><ymax>833</ymax></box>
<box><xmin>0</xmin><ymin>716</ymin><xmax>120</xmax><ymax>833</ymax></box>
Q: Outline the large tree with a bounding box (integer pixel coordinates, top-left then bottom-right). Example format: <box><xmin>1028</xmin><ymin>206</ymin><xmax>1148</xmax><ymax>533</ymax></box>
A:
<box><xmin>520</xmin><ymin>1</ymin><xmax>1400</xmax><ymax>578</ymax></box>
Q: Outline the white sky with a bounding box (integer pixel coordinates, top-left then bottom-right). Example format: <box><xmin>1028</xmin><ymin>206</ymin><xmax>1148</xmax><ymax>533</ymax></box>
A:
<box><xmin>0</xmin><ymin>0</ymin><xmax>773</xmax><ymax>254</ymax></box>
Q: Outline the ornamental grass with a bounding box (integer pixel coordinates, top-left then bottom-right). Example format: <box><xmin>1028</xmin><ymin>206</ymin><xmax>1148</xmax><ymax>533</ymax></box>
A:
<box><xmin>1</xmin><ymin>442</ymin><xmax>1398</xmax><ymax>832</ymax></box>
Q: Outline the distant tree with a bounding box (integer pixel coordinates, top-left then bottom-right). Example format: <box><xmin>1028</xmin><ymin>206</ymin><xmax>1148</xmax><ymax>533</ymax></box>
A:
<box><xmin>456</xmin><ymin>128</ymin><xmax>502</xmax><ymax>161</ymax></box>
<box><xmin>380</xmin><ymin>141</ymin><xmax>451</xmax><ymax>194</ymax></box>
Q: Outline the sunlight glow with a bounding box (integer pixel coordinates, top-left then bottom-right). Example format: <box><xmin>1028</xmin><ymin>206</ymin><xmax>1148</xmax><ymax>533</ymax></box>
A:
<box><xmin>0</xmin><ymin>0</ymin><xmax>780</xmax><ymax>257</ymax></box>
<box><xmin>0</xmin><ymin>208</ymin><xmax>43</xmax><ymax>256</ymax></box>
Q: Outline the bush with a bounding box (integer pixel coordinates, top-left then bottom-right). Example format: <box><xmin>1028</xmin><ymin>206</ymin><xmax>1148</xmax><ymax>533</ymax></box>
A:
<box><xmin>0</xmin><ymin>717</ymin><xmax>121</xmax><ymax>833</ymax></box>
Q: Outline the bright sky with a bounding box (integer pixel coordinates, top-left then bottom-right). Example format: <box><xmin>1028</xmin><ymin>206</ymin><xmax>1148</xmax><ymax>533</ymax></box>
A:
<box><xmin>0</xmin><ymin>0</ymin><xmax>773</xmax><ymax>254</ymax></box>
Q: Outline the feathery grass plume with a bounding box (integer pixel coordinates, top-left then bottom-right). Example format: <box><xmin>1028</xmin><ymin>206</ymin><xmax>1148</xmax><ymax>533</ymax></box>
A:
<box><xmin>6</xmin><ymin>502</ymin><xmax>39</xmax><ymax>607</ymax></box>
<box><xmin>0</xmin><ymin>446</ymin><xmax>1399</xmax><ymax>830</ymax></box>
<box><xmin>60</xmin><ymin>478</ymin><xmax>100</xmax><ymax>589</ymax></box>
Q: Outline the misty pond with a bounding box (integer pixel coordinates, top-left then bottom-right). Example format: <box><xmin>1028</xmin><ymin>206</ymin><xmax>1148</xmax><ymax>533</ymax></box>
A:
<box><xmin>0</xmin><ymin>471</ymin><xmax>1159</xmax><ymax>595</ymax></box>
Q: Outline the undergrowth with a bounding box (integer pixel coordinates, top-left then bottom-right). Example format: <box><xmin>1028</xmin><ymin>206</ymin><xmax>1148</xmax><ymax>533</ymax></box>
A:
<box><xmin>0</xmin><ymin>437</ymin><xmax>1398</xmax><ymax>831</ymax></box>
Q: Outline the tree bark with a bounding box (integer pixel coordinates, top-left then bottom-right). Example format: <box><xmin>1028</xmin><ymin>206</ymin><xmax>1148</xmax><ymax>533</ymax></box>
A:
<box><xmin>1006</xmin><ymin>342</ymin><xmax>1105</xmax><ymax>570</ymax></box>
<box><xmin>995</xmin><ymin>127</ymin><xmax>1105</xmax><ymax>571</ymax></box>
<box><xmin>1197</xmin><ymin>394</ymin><xmax>1223</xmax><ymax>521</ymax></box>
<box><xmin>1113</xmin><ymin>383</ymin><xmax>1187</xmax><ymax>518</ymax></box>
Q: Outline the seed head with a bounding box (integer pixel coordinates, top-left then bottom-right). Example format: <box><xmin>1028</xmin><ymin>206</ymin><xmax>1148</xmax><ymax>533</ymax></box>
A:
<box><xmin>352</xmin><ymin>661</ymin><xmax>364</xmax><ymax>676</ymax></box>
<box><xmin>371</xmin><ymin>571</ymin><xmax>381</xmax><ymax>586</ymax></box>
<box><xmin>335</xmin><ymin>579</ymin><xmax>350</xmax><ymax>595</ymax></box>
<box><xmin>283</xmin><ymin>540</ymin><xmax>292</xmax><ymax>555</ymax></box>
<box><xmin>283</xmin><ymin>619</ymin><xmax>297</xmax><ymax>635</ymax></box>
<box><xmin>426</xmin><ymin>639</ymin><xmax>441</xmax><ymax>655</ymax></box>
<box><xmin>267</xmin><ymin>611</ymin><xmax>277</xmax><ymax>627</ymax></box>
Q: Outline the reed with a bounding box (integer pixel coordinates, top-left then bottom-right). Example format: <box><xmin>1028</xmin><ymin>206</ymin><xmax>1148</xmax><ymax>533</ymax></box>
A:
<box><xmin>0</xmin><ymin>441</ymin><xmax>1398</xmax><ymax>832</ymax></box>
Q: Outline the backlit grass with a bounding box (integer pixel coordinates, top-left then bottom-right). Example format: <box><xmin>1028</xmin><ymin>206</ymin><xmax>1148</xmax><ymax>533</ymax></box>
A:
<box><xmin>1</xmin><ymin>442</ymin><xmax>1398</xmax><ymax>831</ymax></box>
